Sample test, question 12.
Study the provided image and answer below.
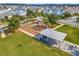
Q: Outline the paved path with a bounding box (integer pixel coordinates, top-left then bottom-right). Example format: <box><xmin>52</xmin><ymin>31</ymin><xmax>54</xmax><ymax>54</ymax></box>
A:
<box><xmin>62</xmin><ymin>41</ymin><xmax>79</xmax><ymax>55</ymax></box>
<box><xmin>65</xmin><ymin>41</ymin><xmax>79</xmax><ymax>48</ymax></box>
<box><xmin>53</xmin><ymin>24</ymin><xmax>64</xmax><ymax>30</ymax></box>
<box><xmin>18</xmin><ymin>29</ymin><xmax>35</xmax><ymax>37</ymax></box>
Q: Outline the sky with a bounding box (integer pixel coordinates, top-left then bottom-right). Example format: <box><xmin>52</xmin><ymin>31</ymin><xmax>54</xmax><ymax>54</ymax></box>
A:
<box><xmin>0</xmin><ymin>0</ymin><xmax>79</xmax><ymax>4</ymax></box>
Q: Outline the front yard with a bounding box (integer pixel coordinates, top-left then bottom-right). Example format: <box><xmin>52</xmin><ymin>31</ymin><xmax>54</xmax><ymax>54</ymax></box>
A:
<box><xmin>56</xmin><ymin>25</ymin><xmax>79</xmax><ymax>45</ymax></box>
<box><xmin>0</xmin><ymin>31</ymin><xmax>70</xmax><ymax>56</ymax></box>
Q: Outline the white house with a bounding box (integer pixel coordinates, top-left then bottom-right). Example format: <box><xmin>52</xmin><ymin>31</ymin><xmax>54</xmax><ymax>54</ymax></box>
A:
<box><xmin>36</xmin><ymin>28</ymin><xmax>67</xmax><ymax>48</ymax></box>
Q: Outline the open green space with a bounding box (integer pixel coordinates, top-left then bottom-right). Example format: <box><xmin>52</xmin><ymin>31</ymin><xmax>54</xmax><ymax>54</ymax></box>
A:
<box><xmin>0</xmin><ymin>31</ymin><xmax>70</xmax><ymax>56</ymax></box>
<box><xmin>56</xmin><ymin>25</ymin><xmax>79</xmax><ymax>45</ymax></box>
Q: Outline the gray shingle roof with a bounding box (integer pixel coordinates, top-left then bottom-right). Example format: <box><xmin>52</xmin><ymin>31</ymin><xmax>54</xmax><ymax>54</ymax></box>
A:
<box><xmin>40</xmin><ymin>28</ymin><xmax>67</xmax><ymax>41</ymax></box>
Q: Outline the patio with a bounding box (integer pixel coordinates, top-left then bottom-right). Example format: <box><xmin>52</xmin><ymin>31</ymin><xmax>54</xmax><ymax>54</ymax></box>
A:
<box><xmin>19</xmin><ymin>20</ymin><xmax>47</xmax><ymax>36</ymax></box>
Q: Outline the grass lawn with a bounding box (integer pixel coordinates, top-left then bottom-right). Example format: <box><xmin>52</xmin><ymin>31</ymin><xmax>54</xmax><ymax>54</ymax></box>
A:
<box><xmin>56</xmin><ymin>25</ymin><xmax>79</xmax><ymax>45</ymax></box>
<box><xmin>0</xmin><ymin>31</ymin><xmax>70</xmax><ymax>56</ymax></box>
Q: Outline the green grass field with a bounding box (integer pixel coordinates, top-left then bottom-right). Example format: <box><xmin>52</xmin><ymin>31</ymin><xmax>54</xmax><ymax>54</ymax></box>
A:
<box><xmin>0</xmin><ymin>31</ymin><xmax>70</xmax><ymax>56</ymax></box>
<box><xmin>56</xmin><ymin>25</ymin><xmax>79</xmax><ymax>45</ymax></box>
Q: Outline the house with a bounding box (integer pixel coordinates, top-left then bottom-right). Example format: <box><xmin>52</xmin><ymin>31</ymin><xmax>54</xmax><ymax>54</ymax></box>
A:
<box><xmin>0</xmin><ymin>24</ymin><xmax>8</xmax><ymax>38</ymax></box>
<box><xmin>34</xmin><ymin>16</ymin><xmax>44</xmax><ymax>22</ymax></box>
<box><xmin>44</xmin><ymin>9</ymin><xmax>65</xmax><ymax>15</ymax></box>
<box><xmin>36</xmin><ymin>28</ymin><xmax>67</xmax><ymax>48</ymax></box>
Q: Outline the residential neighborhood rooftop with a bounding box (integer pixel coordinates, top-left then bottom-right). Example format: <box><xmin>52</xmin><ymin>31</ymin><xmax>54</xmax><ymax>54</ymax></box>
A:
<box><xmin>40</xmin><ymin>28</ymin><xmax>67</xmax><ymax>42</ymax></box>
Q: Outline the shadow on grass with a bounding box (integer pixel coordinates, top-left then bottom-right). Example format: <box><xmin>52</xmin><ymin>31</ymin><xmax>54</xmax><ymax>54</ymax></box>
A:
<box><xmin>32</xmin><ymin>37</ymin><xmax>52</xmax><ymax>47</ymax></box>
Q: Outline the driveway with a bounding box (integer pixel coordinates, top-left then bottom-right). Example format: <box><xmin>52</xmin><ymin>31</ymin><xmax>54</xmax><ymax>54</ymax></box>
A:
<box><xmin>58</xmin><ymin>16</ymin><xmax>79</xmax><ymax>28</ymax></box>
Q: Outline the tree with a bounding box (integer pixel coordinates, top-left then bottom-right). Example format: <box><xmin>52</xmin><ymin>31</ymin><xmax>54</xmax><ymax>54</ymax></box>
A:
<box><xmin>73</xmin><ymin>13</ymin><xmax>79</xmax><ymax>16</ymax></box>
<box><xmin>27</xmin><ymin>9</ymin><xmax>34</xmax><ymax>16</ymax></box>
<box><xmin>43</xmin><ymin>14</ymin><xmax>58</xmax><ymax>28</ymax></box>
<box><xmin>8</xmin><ymin>16</ymin><xmax>20</xmax><ymax>32</ymax></box>
<box><xmin>48</xmin><ymin>14</ymin><xmax>58</xmax><ymax>24</ymax></box>
<box><xmin>26</xmin><ymin>9</ymin><xmax>35</xmax><ymax>21</ymax></box>
<box><xmin>3</xmin><ymin>16</ymin><xmax>9</xmax><ymax>22</ymax></box>
<box><xmin>5</xmin><ymin>16</ymin><xmax>8</xmax><ymax>20</ymax></box>
<box><xmin>43</xmin><ymin>17</ymin><xmax>48</xmax><ymax>25</ymax></box>
<box><xmin>61</xmin><ymin>13</ymin><xmax>71</xmax><ymax>19</ymax></box>
<box><xmin>63</xmin><ymin>13</ymin><xmax>71</xmax><ymax>18</ymax></box>
<box><xmin>16</xmin><ymin>15</ymin><xmax>25</xmax><ymax>21</ymax></box>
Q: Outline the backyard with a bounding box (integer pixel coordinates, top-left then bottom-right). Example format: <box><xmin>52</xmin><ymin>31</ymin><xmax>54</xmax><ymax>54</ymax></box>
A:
<box><xmin>56</xmin><ymin>25</ymin><xmax>79</xmax><ymax>45</ymax></box>
<box><xmin>0</xmin><ymin>31</ymin><xmax>70</xmax><ymax>56</ymax></box>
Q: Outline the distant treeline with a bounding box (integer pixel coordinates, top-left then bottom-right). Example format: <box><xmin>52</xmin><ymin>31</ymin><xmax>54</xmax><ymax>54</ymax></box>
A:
<box><xmin>0</xmin><ymin>3</ymin><xmax>79</xmax><ymax>6</ymax></box>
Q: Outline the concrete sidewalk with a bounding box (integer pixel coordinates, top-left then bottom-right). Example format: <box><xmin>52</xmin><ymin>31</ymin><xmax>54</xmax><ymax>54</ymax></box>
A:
<box><xmin>53</xmin><ymin>24</ymin><xmax>64</xmax><ymax>30</ymax></box>
<box><xmin>18</xmin><ymin>29</ymin><xmax>35</xmax><ymax>37</ymax></box>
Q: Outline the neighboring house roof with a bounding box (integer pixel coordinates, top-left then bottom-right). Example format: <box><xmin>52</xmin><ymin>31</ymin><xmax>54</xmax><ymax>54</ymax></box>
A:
<box><xmin>40</xmin><ymin>28</ymin><xmax>67</xmax><ymax>41</ymax></box>
<box><xmin>0</xmin><ymin>24</ymin><xmax>8</xmax><ymax>29</ymax></box>
<box><xmin>45</xmin><ymin>9</ymin><xmax>65</xmax><ymax>15</ymax></box>
<box><xmin>35</xmin><ymin>16</ymin><xmax>43</xmax><ymax>21</ymax></box>
<box><xmin>0</xmin><ymin>9</ymin><xmax>26</xmax><ymax>19</ymax></box>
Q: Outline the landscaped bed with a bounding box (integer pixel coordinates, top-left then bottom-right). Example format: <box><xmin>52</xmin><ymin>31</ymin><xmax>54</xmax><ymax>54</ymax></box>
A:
<box><xmin>0</xmin><ymin>31</ymin><xmax>70</xmax><ymax>56</ymax></box>
<box><xmin>56</xmin><ymin>25</ymin><xmax>79</xmax><ymax>45</ymax></box>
